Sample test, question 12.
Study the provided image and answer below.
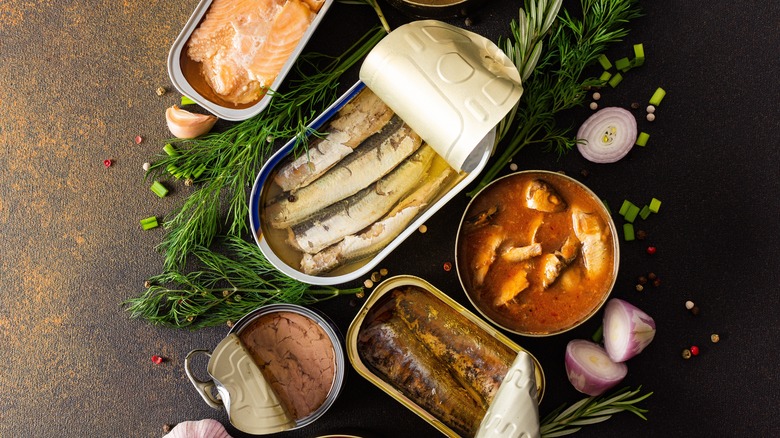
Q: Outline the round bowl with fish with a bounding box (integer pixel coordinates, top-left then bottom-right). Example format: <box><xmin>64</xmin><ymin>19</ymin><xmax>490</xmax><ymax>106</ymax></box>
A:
<box><xmin>455</xmin><ymin>170</ymin><xmax>619</xmax><ymax>336</ymax></box>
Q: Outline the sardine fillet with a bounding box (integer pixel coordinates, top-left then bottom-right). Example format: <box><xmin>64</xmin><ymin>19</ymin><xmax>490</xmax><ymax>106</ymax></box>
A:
<box><xmin>572</xmin><ymin>208</ymin><xmax>610</xmax><ymax>276</ymax></box>
<box><xmin>288</xmin><ymin>145</ymin><xmax>436</xmax><ymax>254</ymax></box>
<box><xmin>273</xmin><ymin>89</ymin><xmax>395</xmax><ymax>192</ymax></box>
<box><xmin>358</xmin><ymin>319</ymin><xmax>484</xmax><ymax>438</ymax></box>
<box><xmin>394</xmin><ymin>286</ymin><xmax>516</xmax><ymax>407</ymax></box>
<box><xmin>266</xmin><ymin>120</ymin><xmax>422</xmax><ymax>229</ymax></box>
<box><xmin>187</xmin><ymin>0</ymin><xmax>317</xmax><ymax>105</ymax></box>
<box><xmin>300</xmin><ymin>162</ymin><xmax>452</xmax><ymax>274</ymax></box>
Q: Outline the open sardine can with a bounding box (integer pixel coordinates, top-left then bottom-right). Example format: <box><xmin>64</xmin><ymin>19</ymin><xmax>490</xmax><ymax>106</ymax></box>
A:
<box><xmin>249</xmin><ymin>20</ymin><xmax>524</xmax><ymax>285</ymax></box>
<box><xmin>346</xmin><ymin>275</ymin><xmax>545</xmax><ymax>438</ymax></box>
<box><xmin>456</xmin><ymin>170</ymin><xmax>620</xmax><ymax>336</ymax></box>
<box><xmin>184</xmin><ymin>304</ymin><xmax>346</xmax><ymax>435</ymax></box>
<box><xmin>167</xmin><ymin>0</ymin><xmax>334</xmax><ymax>121</ymax></box>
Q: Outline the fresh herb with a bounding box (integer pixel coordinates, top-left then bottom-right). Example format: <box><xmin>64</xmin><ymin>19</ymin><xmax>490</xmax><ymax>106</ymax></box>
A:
<box><xmin>338</xmin><ymin>0</ymin><xmax>391</xmax><ymax>33</ymax></box>
<box><xmin>148</xmin><ymin>26</ymin><xmax>387</xmax><ymax>272</ymax></box>
<box><xmin>125</xmin><ymin>236</ymin><xmax>363</xmax><ymax>329</ymax></box>
<box><xmin>150</xmin><ymin>181</ymin><xmax>168</xmax><ymax>198</ymax></box>
<box><xmin>140</xmin><ymin>216</ymin><xmax>159</xmax><ymax>230</ymax></box>
<box><xmin>540</xmin><ymin>386</ymin><xmax>652</xmax><ymax>437</ymax></box>
<box><xmin>470</xmin><ymin>0</ymin><xmax>643</xmax><ymax>197</ymax></box>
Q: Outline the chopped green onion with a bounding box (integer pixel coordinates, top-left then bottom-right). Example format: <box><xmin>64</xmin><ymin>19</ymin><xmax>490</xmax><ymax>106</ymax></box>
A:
<box><xmin>615</xmin><ymin>57</ymin><xmax>631</xmax><ymax>72</ymax></box>
<box><xmin>592</xmin><ymin>324</ymin><xmax>604</xmax><ymax>343</ymax></box>
<box><xmin>639</xmin><ymin>205</ymin><xmax>652</xmax><ymax>220</ymax></box>
<box><xmin>635</xmin><ymin>132</ymin><xmax>650</xmax><ymax>147</ymax></box>
<box><xmin>599</xmin><ymin>70</ymin><xmax>613</xmax><ymax>83</ymax></box>
<box><xmin>618</xmin><ymin>200</ymin><xmax>633</xmax><ymax>216</ymax></box>
<box><xmin>633</xmin><ymin>43</ymin><xmax>645</xmax><ymax>66</ymax></box>
<box><xmin>191</xmin><ymin>163</ymin><xmax>207</xmax><ymax>180</ymax></box>
<box><xmin>163</xmin><ymin>143</ymin><xmax>179</xmax><ymax>156</ymax></box>
<box><xmin>649</xmin><ymin>197</ymin><xmax>662</xmax><ymax>213</ymax></box>
<box><xmin>181</xmin><ymin>95</ymin><xmax>196</xmax><ymax>106</ymax></box>
<box><xmin>167</xmin><ymin>164</ymin><xmax>187</xmax><ymax>179</ymax></box>
<box><xmin>150</xmin><ymin>181</ymin><xmax>169</xmax><ymax>198</ymax></box>
<box><xmin>624</xmin><ymin>203</ymin><xmax>641</xmax><ymax>223</ymax></box>
<box><xmin>608</xmin><ymin>73</ymin><xmax>623</xmax><ymax>88</ymax></box>
<box><xmin>598</xmin><ymin>54</ymin><xmax>612</xmax><ymax>70</ymax></box>
<box><xmin>623</xmin><ymin>223</ymin><xmax>635</xmax><ymax>241</ymax></box>
<box><xmin>649</xmin><ymin>87</ymin><xmax>666</xmax><ymax>106</ymax></box>
<box><xmin>140</xmin><ymin>216</ymin><xmax>159</xmax><ymax>230</ymax></box>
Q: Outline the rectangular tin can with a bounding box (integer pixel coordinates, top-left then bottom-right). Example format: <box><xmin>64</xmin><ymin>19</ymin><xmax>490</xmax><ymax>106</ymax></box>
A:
<box><xmin>345</xmin><ymin>275</ymin><xmax>545</xmax><ymax>437</ymax></box>
<box><xmin>167</xmin><ymin>0</ymin><xmax>334</xmax><ymax>121</ymax></box>
<box><xmin>248</xmin><ymin>20</ymin><xmax>523</xmax><ymax>285</ymax></box>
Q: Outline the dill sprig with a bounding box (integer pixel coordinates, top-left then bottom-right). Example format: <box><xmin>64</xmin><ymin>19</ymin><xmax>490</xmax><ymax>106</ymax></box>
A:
<box><xmin>125</xmin><ymin>236</ymin><xmax>363</xmax><ymax>329</ymax></box>
<box><xmin>150</xmin><ymin>26</ymin><xmax>387</xmax><ymax>271</ymax></box>
<box><xmin>338</xmin><ymin>0</ymin><xmax>391</xmax><ymax>33</ymax></box>
<box><xmin>540</xmin><ymin>386</ymin><xmax>652</xmax><ymax>437</ymax></box>
<box><xmin>470</xmin><ymin>0</ymin><xmax>642</xmax><ymax>197</ymax></box>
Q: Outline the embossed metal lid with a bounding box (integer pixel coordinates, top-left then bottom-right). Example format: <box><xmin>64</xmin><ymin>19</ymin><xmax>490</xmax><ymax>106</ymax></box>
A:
<box><xmin>208</xmin><ymin>334</ymin><xmax>295</xmax><ymax>435</ymax></box>
<box><xmin>359</xmin><ymin>20</ymin><xmax>523</xmax><ymax>172</ymax></box>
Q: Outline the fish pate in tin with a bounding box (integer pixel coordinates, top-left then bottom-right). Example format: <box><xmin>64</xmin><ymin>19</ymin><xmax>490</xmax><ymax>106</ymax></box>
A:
<box><xmin>167</xmin><ymin>0</ymin><xmax>333</xmax><ymax>121</ymax></box>
<box><xmin>249</xmin><ymin>20</ymin><xmax>522</xmax><ymax>285</ymax></box>
<box><xmin>346</xmin><ymin>275</ymin><xmax>545</xmax><ymax>438</ymax></box>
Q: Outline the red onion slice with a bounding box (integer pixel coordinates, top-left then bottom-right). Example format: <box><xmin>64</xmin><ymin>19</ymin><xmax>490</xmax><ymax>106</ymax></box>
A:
<box><xmin>565</xmin><ymin>339</ymin><xmax>627</xmax><ymax>396</ymax></box>
<box><xmin>603</xmin><ymin>298</ymin><xmax>656</xmax><ymax>362</ymax></box>
<box><xmin>576</xmin><ymin>107</ymin><xmax>637</xmax><ymax>163</ymax></box>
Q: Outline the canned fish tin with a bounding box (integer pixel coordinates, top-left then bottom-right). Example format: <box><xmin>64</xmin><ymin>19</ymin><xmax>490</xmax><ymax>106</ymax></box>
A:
<box><xmin>167</xmin><ymin>0</ymin><xmax>334</xmax><ymax>121</ymax></box>
<box><xmin>456</xmin><ymin>170</ymin><xmax>620</xmax><ymax>336</ymax></box>
<box><xmin>249</xmin><ymin>21</ymin><xmax>522</xmax><ymax>285</ymax></box>
<box><xmin>346</xmin><ymin>275</ymin><xmax>545</xmax><ymax>438</ymax></box>
<box><xmin>185</xmin><ymin>304</ymin><xmax>345</xmax><ymax>435</ymax></box>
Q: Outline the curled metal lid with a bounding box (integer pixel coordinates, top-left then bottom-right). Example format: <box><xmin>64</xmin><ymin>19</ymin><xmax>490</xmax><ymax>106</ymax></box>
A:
<box><xmin>359</xmin><ymin>20</ymin><xmax>522</xmax><ymax>172</ymax></box>
<box><xmin>475</xmin><ymin>351</ymin><xmax>541</xmax><ymax>438</ymax></box>
<box><xmin>208</xmin><ymin>334</ymin><xmax>295</xmax><ymax>435</ymax></box>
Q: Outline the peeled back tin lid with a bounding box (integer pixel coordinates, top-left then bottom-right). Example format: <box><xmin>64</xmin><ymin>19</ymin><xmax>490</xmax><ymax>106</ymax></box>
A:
<box><xmin>208</xmin><ymin>334</ymin><xmax>295</xmax><ymax>435</ymax></box>
<box><xmin>359</xmin><ymin>20</ymin><xmax>522</xmax><ymax>172</ymax></box>
<box><xmin>475</xmin><ymin>351</ymin><xmax>541</xmax><ymax>438</ymax></box>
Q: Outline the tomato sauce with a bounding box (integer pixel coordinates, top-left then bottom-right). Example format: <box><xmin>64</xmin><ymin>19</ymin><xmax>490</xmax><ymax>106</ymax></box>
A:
<box><xmin>457</xmin><ymin>171</ymin><xmax>616</xmax><ymax>335</ymax></box>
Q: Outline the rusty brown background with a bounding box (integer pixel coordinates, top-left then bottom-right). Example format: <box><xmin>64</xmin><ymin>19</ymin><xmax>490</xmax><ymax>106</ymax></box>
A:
<box><xmin>2</xmin><ymin>1</ymin><xmax>780</xmax><ymax>437</ymax></box>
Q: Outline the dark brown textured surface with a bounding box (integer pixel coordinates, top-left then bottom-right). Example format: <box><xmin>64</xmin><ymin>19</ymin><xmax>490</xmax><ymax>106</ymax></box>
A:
<box><xmin>1</xmin><ymin>1</ymin><xmax>779</xmax><ymax>437</ymax></box>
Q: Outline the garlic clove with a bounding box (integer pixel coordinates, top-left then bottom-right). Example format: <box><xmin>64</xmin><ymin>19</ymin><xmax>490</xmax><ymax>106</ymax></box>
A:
<box><xmin>163</xmin><ymin>419</ymin><xmax>233</xmax><ymax>438</ymax></box>
<box><xmin>165</xmin><ymin>105</ymin><xmax>218</xmax><ymax>139</ymax></box>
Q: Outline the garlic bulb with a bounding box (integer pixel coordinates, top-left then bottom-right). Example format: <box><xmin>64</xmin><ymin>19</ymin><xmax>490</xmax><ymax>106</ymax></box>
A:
<box><xmin>165</xmin><ymin>105</ymin><xmax>217</xmax><ymax>139</ymax></box>
<box><xmin>163</xmin><ymin>419</ymin><xmax>233</xmax><ymax>438</ymax></box>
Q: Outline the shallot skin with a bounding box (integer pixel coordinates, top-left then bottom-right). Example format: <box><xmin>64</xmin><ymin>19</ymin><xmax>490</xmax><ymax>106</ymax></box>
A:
<box><xmin>163</xmin><ymin>419</ymin><xmax>233</xmax><ymax>438</ymax></box>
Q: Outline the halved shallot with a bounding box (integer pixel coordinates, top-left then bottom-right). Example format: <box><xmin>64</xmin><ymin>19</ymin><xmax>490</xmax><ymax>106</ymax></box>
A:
<box><xmin>166</xmin><ymin>105</ymin><xmax>217</xmax><ymax>139</ymax></box>
<box><xmin>603</xmin><ymin>298</ymin><xmax>656</xmax><ymax>362</ymax></box>
<box><xmin>565</xmin><ymin>339</ymin><xmax>627</xmax><ymax>396</ymax></box>
<box><xmin>576</xmin><ymin>107</ymin><xmax>637</xmax><ymax>163</ymax></box>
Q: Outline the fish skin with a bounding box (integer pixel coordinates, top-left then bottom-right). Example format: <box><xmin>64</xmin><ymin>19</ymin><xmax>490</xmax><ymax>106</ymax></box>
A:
<box><xmin>393</xmin><ymin>286</ymin><xmax>516</xmax><ymax>408</ymax></box>
<box><xmin>299</xmin><ymin>160</ymin><xmax>453</xmax><ymax>274</ymax></box>
<box><xmin>273</xmin><ymin>89</ymin><xmax>395</xmax><ymax>192</ymax></box>
<box><xmin>470</xmin><ymin>225</ymin><xmax>504</xmax><ymax>287</ymax></box>
<box><xmin>525</xmin><ymin>179</ymin><xmax>568</xmax><ymax>213</ymax></box>
<box><xmin>288</xmin><ymin>145</ymin><xmax>436</xmax><ymax>254</ymax></box>
<box><xmin>357</xmin><ymin>318</ymin><xmax>485</xmax><ymax>438</ymax></box>
<box><xmin>266</xmin><ymin>118</ymin><xmax>422</xmax><ymax>229</ymax></box>
<box><xmin>572</xmin><ymin>207</ymin><xmax>610</xmax><ymax>276</ymax></box>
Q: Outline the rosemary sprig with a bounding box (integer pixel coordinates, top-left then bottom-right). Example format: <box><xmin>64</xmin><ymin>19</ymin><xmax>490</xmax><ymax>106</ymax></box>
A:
<box><xmin>125</xmin><ymin>236</ymin><xmax>362</xmax><ymax>329</ymax></box>
<box><xmin>540</xmin><ymin>386</ymin><xmax>652</xmax><ymax>437</ymax></box>
<box><xmin>470</xmin><ymin>0</ymin><xmax>642</xmax><ymax>197</ymax></box>
<box><xmin>150</xmin><ymin>26</ymin><xmax>387</xmax><ymax>271</ymax></box>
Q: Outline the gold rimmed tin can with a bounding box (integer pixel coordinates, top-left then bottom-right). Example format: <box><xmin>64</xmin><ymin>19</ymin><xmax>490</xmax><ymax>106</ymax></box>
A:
<box><xmin>346</xmin><ymin>275</ymin><xmax>545</xmax><ymax>437</ymax></box>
